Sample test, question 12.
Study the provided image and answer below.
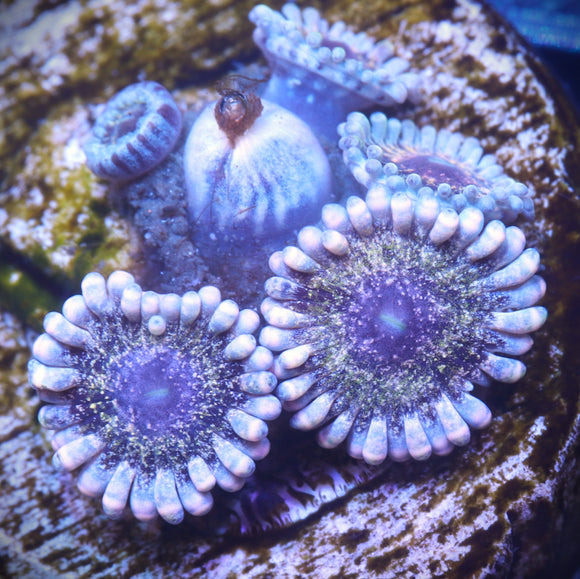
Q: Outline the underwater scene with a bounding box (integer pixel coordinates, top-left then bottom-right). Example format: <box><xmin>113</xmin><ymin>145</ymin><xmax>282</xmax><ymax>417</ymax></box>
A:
<box><xmin>1</xmin><ymin>0</ymin><xmax>579</xmax><ymax>577</ymax></box>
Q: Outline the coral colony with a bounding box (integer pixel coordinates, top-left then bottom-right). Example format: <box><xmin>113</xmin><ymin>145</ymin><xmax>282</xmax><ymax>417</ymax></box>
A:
<box><xmin>29</xmin><ymin>3</ymin><xmax>547</xmax><ymax>529</ymax></box>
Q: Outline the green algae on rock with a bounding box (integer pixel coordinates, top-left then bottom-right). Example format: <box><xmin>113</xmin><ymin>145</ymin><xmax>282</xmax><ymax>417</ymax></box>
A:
<box><xmin>0</xmin><ymin>0</ymin><xmax>279</xmax><ymax>186</ymax></box>
<box><xmin>0</xmin><ymin>101</ymin><xmax>135</xmax><ymax>324</ymax></box>
<box><xmin>0</xmin><ymin>258</ymin><xmax>61</xmax><ymax>330</ymax></box>
<box><xmin>0</xmin><ymin>0</ymin><xmax>579</xmax><ymax>577</ymax></box>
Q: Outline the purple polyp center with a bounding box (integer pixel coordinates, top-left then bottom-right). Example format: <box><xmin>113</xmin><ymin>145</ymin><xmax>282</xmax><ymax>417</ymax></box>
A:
<box><xmin>346</xmin><ymin>275</ymin><xmax>443</xmax><ymax>365</ymax></box>
<box><xmin>111</xmin><ymin>346</ymin><xmax>193</xmax><ymax>438</ymax></box>
<box><xmin>104</xmin><ymin>102</ymin><xmax>147</xmax><ymax>145</ymax></box>
<box><xmin>395</xmin><ymin>154</ymin><xmax>486</xmax><ymax>191</ymax></box>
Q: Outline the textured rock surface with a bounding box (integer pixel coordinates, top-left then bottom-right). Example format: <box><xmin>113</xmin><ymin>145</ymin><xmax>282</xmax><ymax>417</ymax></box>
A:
<box><xmin>1</xmin><ymin>0</ymin><xmax>579</xmax><ymax>577</ymax></box>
